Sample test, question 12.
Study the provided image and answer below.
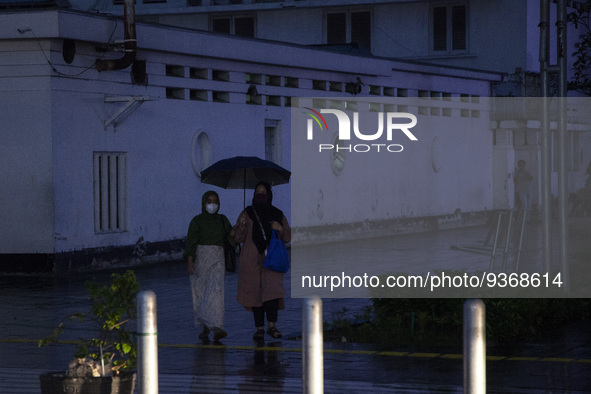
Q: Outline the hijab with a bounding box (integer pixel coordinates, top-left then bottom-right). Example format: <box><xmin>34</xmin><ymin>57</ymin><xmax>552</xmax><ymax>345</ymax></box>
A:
<box><xmin>194</xmin><ymin>190</ymin><xmax>227</xmax><ymax>246</ymax></box>
<box><xmin>246</xmin><ymin>182</ymin><xmax>284</xmax><ymax>254</ymax></box>
<box><xmin>201</xmin><ymin>190</ymin><xmax>220</xmax><ymax>214</ymax></box>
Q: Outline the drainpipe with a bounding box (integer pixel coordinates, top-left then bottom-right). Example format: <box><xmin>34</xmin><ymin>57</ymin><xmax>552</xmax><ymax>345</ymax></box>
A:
<box><xmin>96</xmin><ymin>0</ymin><xmax>137</xmax><ymax>72</ymax></box>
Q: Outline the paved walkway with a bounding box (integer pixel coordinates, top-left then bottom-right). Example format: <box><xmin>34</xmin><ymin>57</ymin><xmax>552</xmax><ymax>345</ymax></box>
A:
<box><xmin>1</xmin><ymin>222</ymin><xmax>591</xmax><ymax>393</ymax></box>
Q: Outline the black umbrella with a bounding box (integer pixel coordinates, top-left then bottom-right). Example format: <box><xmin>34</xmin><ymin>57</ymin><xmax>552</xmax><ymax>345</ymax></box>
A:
<box><xmin>200</xmin><ymin>156</ymin><xmax>291</xmax><ymax>206</ymax></box>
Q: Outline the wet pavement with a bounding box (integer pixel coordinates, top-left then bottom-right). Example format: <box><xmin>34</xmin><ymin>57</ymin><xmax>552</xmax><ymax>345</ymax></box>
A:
<box><xmin>1</xmin><ymin>221</ymin><xmax>591</xmax><ymax>393</ymax></box>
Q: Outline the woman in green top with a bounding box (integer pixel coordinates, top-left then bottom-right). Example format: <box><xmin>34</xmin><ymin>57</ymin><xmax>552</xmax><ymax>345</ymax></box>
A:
<box><xmin>184</xmin><ymin>190</ymin><xmax>236</xmax><ymax>342</ymax></box>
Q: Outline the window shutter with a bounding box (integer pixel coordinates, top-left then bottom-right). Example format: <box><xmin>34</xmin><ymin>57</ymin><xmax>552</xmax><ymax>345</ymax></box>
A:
<box><xmin>452</xmin><ymin>5</ymin><xmax>466</xmax><ymax>50</ymax></box>
<box><xmin>212</xmin><ymin>18</ymin><xmax>231</xmax><ymax>34</ymax></box>
<box><xmin>327</xmin><ymin>13</ymin><xmax>347</xmax><ymax>45</ymax></box>
<box><xmin>235</xmin><ymin>17</ymin><xmax>255</xmax><ymax>37</ymax></box>
<box><xmin>433</xmin><ymin>6</ymin><xmax>447</xmax><ymax>51</ymax></box>
<box><xmin>351</xmin><ymin>11</ymin><xmax>371</xmax><ymax>49</ymax></box>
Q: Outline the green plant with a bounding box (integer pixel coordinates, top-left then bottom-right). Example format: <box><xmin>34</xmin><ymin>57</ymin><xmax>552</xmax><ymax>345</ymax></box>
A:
<box><xmin>369</xmin><ymin>297</ymin><xmax>590</xmax><ymax>347</ymax></box>
<box><xmin>569</xmin><ymin>1</ymin><xmax>591</xmax><ymax>95</ymax></box>
<box><xmin>323</xmin><ymin>306</ymin><xmax>377</xmax><ymax>343</ymax></box>
<box><xmin>324</xmin><ymin>307</ymin><xmax>352</xmax><ymax>341</ymax></box>
<box><xmin>40</xmin><ymin>270</ymin><xmax>141</xmax><ymax>375</ymax></box>
<box><xmin>371</xmin><ymin>298</ymin><xmax>464</xmax><ymax>346</ymax></box>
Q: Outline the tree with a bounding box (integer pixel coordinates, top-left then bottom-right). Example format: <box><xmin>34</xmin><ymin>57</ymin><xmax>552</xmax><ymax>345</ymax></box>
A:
<box><xmin>569</xmin><ymin>1</ymin><xmax>591</xmax><ymax>95</ymax></box>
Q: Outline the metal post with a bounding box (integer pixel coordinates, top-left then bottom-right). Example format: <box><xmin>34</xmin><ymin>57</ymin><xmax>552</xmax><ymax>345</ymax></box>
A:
<box><xmin>463</xmin><ymin>299</ymin><xmax>486</xmax><ymax>394</ymax></box>
<box><xmin>539</xmin><ymin>0</ymin><xmax>552</xmax><ymax>272</ymax></box>
<box><xmin>502</xmin><ymin>210</ymin><xmax>514</xmax><ymax>272</ymax></box>
<box><xmin>489</xmin><ymin>212</ymin><xmax>504</xmax><ymax>272</ymax></box>
<box><xmin>137</xmin><ymin>290</ymin><xmax>159</xmax><ymax>394</ymax></box>
<box><xmin>515</xmin><ymin>210</ymin><xmax>527</xmax><ymax>272</ymax></box>
<box><xmin>303</xmin><ymin>297</ymin><xmax>323</xmax><ymax>394</ymax></box>
<box><xmin>557</xmin><ymin>0</ymin><xmax>570</xmax><ymax>288</ymax></box>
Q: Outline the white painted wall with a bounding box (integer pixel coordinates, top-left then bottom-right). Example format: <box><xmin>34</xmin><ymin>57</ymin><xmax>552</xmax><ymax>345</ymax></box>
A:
<box><xmin>372</xmin><ymin>2</ymin><xmax>428</xmax><ymax>59</ymax></box>
<box><xmin>0</xmin><ymin>41</ymin><xmax>55</xmax><ymax>254</ymax></box>
<box><xmin>257</xmin><ymin>8</ymin><xmax>322</xmax><ymax>45</ymax></box>
<box><xmin>291</xmin><ymin>97</ymin><xmax>494</xmax><ymax>230</ymax></box>
<box><xmin>83</xmin><ymin>0</ymin><xmax>584</xmax><ymax>76</ymax></box>
<box><xmin>50</xmin><ymin>88</ymin><xmax>292</xmax><ymax>252</ymax></box>
<box><xmin>8</xmin><ymin>8</ymin><xmax>590</xmax><ymax>270</ymax></box>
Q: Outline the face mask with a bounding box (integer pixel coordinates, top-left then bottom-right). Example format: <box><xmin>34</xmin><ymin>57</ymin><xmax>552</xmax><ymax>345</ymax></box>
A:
<box><xmin>205</xmin><ymin>203</ymin><xmax>218</xmax><ymax>214</ymax></box>
<box><xmin>254</xmin><ymin>193</ymin><xmax>268</xmax><ymax>205</ymax></box>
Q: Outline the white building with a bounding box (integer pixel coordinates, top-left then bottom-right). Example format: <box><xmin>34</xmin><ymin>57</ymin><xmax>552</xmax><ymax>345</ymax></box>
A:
<box><xmin>0</xmin><ymin>0</ymin><xmax>588</xmax><ymax>273</ymax></box>
<box><xmin>77</xmin><ymin>0</ymin><xmax>581</xmax><ymax>76</ymax></box>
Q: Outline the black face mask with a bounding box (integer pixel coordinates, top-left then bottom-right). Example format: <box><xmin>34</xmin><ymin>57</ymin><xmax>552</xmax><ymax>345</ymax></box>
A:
<box><xmin>253</xmin><ymin>193</ymin><xmax>268</xmax><ymax>205</ymax></box>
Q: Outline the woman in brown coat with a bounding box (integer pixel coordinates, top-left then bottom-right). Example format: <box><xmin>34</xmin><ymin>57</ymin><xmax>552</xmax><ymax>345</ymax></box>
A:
<box><xmin>233</xmin><ymin>181</ymin><xmax>291</xmax><ymax>340</ymax></box>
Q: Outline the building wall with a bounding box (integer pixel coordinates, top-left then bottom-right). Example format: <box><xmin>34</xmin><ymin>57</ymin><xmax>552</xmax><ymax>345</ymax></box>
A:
<box><xmin>257</xmin><ymin>8</ymin><xmax>321</xmax><ymax>45</ymax></box>
<box><xmin>0</xmin><ymin>8</ymin><xmax>537</xmax><ymax>273</ymax></box>
<box><xmin>290</xmin><ymin>97</ymin><xmax>494</xmax><ymax>240</ymax></box>
<box><xmin>86</xmin><ymin>0</ymin><xmax>583</xmax><ymax>76</ymax></box>
<box><xmin>44</xmin><ymin>28</ymin><xmax>297</xmax><ymax>257</ymax></box>
<box><xmin>440</xmin><ymin>0</ymin><xmax>528</xmax><ymax>73</ymax></box>
<box><xmin>50</xmin><ymin>90</ymin><xmax>290</xmax><ymax>251</ymax></box>
<box><xmin>372</xmin><ymin>2</ymin><xmax>428</xmax><ymax>59</ymax></box>
<box><xmin>0</xmin><ymin>40</ymin><xmax>55</xmax><ymax>254</ymax></box>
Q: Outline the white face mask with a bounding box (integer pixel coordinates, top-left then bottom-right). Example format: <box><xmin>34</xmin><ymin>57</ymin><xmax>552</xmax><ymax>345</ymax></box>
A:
<box><xmin>205</xmin><ymin>203</ymin><xmax>218</xmax><ymax>214</ymax></box>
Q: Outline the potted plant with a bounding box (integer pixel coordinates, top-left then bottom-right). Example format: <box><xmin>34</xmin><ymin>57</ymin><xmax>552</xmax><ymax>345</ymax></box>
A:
<box><xmin>39</xmin><ymin>270</ymin><xmax>141</xmax><ymax>394</ymax></box>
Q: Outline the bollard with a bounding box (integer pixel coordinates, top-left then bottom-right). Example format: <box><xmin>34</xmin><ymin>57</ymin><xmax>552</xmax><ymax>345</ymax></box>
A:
<box><xmin>463</xmin><ymin>299</ymin><xmax>486</xmax><ymax>394</ymax></box>
<box><xmin>303</xmin><ymin>297</ymin><xmax>323</xmax><ymax>394</ymax></box>
<box><xmin>137</xmin><ymin>290</ymin><xmax>158</xmax><ymax>394</ymax></box>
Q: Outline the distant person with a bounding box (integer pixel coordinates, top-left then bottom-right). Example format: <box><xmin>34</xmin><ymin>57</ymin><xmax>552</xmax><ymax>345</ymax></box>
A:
<box><xmin>233</xmin><ymin>182</ymin><xmax>291</xmax><ymax>341</ymax></box>
<box><xmin>184</xmin><ymin>190</ymin><xmax>235</xmax><ymax>342</ymax></box>
<box><xmin>514</xmin><ymin>159</ymin><xmax>534</xmax><ymax>221</ymax></box>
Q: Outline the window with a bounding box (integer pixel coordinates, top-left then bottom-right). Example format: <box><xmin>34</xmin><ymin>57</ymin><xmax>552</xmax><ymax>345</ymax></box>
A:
<box><xmin>265</xmin><ymin>119</ymin><xmax>281</xmax><ymax>165</ymax></box>
<box><xmin>327</xmin><ymin>13</ymin><xmax>346</xmax><ymax>45</ymax></box>
<box><xmin>432</xmin><ymin>4</ymin><xmax>467</xmax><ymax>53</ymax></box>
<box><xmin>94</xmin><ymin>152</ymin><xmax>127</xmax><ymax>233</ymax></box>
<box><xmin>212</xmin><ymin>16</ymin><xmax>255</xmax><ymax>37</ymax></box>
<box><xmin>326</xmin><ymin>10</ymin><xmax>371</xmax><ymax>50</ymax></box>
<box><xmin>351</xmin><ymin>11</ymin><xmax>371</xmax><ymax>49</ymax></box>
<box><xmin>235</xmin><ymin>17</ymin><xmax>255</xmax><ymax>37</ymax></box>
<box><xmin>166</xmin><ymin>64</ymin><xmax>184</xmax><ymax>78</ymax></box>
<box><xmin>212</xmin><ymin>18</ymin><xmax>231</xmax><ymax>34</ymax></box>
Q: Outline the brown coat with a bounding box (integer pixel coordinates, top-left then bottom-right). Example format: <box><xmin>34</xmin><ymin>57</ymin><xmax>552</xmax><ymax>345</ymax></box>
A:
<box><xmin>234</xmin><ymin>209</ymin><xmax>291</xmax><ymax>309</ymax></box>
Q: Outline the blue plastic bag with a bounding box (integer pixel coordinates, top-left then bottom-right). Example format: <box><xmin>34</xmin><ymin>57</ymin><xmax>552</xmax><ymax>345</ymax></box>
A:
<box><xmin>264</xmin><ymin>230</ymin><xmax>290</xmax><ymax>273</ymax></box>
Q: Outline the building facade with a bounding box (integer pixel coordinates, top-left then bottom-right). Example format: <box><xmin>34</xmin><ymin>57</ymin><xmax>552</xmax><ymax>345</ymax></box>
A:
<box><xmin>0</xmin><ymin>1</ymin><xmax>589</xmax><ymax>273</ymax></box>
<box><xmin>75</xmin><ymin>0</ymin><xmax>583</xmax><ymax>75</ymax></box>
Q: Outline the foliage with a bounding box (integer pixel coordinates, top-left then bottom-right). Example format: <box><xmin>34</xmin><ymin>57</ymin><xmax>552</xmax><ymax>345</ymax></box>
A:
<box><xmin>324</xmin><ymin>306</ymin><xmax>375</xmax><ymax>343</ymax></box>
<box><xmin>569</xmin><ymin>1</ymin><xmax>591</xmax><ymax>95</ymax></box>
<box><xmin>487</xmin><ymin>298</ymin><xmax>590</xmax><ymax>344</ymax></box>
<box><xmin>39</xmin><ymin>270</ymin><xmax>141</xmax><ymax>374</ymax></box>
<box><xmin>371</xmin><ymin>298</ymin><xmax>465</xmax><ymax>346</ymax></box>
<box><xmin>326</xmin><ymin>298</ymin><xmax>590</xmax><ymax>348</ymax></box>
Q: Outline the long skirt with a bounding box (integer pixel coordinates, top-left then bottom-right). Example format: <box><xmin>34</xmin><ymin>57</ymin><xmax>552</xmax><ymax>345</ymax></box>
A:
<box><xmin>190</xmin><ymin>244</ymin><xmax>225</xmax><ymax>329</ymax></box>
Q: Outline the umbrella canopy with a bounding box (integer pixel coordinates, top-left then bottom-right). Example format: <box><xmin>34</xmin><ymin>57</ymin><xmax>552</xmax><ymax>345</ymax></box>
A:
<box><xmin>200</xmin><ymin>156</ymin><xmax>291</xmax><ymax>190</ymax></box>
